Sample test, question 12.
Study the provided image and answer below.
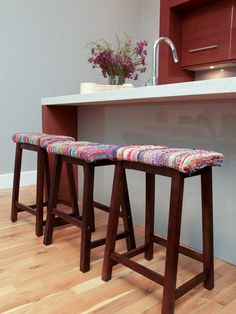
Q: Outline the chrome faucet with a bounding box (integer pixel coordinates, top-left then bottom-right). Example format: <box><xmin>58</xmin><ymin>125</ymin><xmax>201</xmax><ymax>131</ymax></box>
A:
<box><xmin>152</xmin><ymin>37</ymin><xmax>179</xmax><ymax>85</ymax></box>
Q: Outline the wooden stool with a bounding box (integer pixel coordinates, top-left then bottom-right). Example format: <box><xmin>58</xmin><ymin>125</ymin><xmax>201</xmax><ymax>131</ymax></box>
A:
<box><xmin>102</xmin><ymin>145</ymin><xmax>224</xmax><ymax>314</ymax></box>
<box><xmin>43</xmin><ymin>141</ymin><xmax>136</xmax><ymax>273</ymax></box>
<box><xmin>11</xmin><ymin>132</ymin><xmax>75</xmax><ymax>236</ymax></box>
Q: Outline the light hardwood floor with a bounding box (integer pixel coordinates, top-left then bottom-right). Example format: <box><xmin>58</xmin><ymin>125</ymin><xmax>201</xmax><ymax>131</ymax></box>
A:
<box><xmin>0</xmin><ymin>186</ymin><xmax>235</xmax><ymax>314</ymax></box>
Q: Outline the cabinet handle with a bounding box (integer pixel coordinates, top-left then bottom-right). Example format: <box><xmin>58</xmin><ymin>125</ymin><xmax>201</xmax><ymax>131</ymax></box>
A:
<box><xmin>189</xmin><ymin>45</ymin><xmax>218</xmax><ymax>53</ymax></box>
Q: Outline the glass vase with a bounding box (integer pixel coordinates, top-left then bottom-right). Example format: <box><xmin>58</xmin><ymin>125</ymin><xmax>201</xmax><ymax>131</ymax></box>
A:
<box><xmin>108</xmin><ymin>75</ymin><xmax>125</xmax><ymax>85</ymax></box>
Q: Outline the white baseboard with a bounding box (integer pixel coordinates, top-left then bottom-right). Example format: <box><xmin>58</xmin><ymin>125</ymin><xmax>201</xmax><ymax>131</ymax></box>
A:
<box><xmin>0</xmin><ymin>171</ymin><xmax>37</xmax><ymax>190</ymax></box>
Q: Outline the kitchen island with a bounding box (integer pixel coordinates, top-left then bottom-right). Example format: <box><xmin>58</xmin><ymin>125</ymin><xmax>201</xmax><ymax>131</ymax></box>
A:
<box><xmin>42</xmin><ymin>77</ymin><xmax>236</xmax><ymax>265</ymax></box>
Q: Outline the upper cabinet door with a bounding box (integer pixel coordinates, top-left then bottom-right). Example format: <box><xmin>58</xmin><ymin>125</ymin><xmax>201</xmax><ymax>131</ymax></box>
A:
<box><xmin>181</xmin><ymin>0</ymin><xmax>233</xmax><ymax>68</ymax></box>
<box><xmin>230</xmin><ymin>0</ymin><xmax>236</xmax><ymax>59</ymax></box>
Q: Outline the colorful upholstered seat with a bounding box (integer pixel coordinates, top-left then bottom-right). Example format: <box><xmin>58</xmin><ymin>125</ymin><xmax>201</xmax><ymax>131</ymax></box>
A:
<box><xmin>102</xmin><ymin>146</ymin><xmax>224</xmax><ymax>313</ymax></box>
<box><xmin>106</xmin><ymin>145</ymin><xmax>224</xmax><ymax>174</ymax></box>
<box><xmin>11</xmin><ymin>131</ymin><xmax>76</xmax><ymax>237</ymax></box>
<box><xmin>44</xmin><ymin>141</ymin><xmax>136</xmax><ymax>273</ymax></box>
<box><xmin>39</xmin><ymin>135</ymin><xmax>75</xmax><ymax>149</ymax></box>
<box><xmin>12</xmin><ymin>132</ymin><xmax>75</xmax><ymax>148</ymax></box>
<box><xmin>46</xmin><ymin>141</ymin><xmax>112</xmax><ymax>163</ymax></box>
<box><xmin>106</xmin><ymin>144</ymin><xmax>167</xmax><ymax>162</ymax></box>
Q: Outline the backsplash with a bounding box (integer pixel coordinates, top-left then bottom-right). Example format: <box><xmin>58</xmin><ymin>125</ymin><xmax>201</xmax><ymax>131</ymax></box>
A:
<box><xmin>195</xmin><ymin>66</ymin><xmax>236</xmax><ymax>81</ymax></box>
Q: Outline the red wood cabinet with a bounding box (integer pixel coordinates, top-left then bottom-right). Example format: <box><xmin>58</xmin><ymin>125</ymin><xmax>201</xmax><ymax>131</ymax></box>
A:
<box><xmin>170</xmin><ymin>0</ymin><xmax>219</xmax><ymax>10</ymax></box>
<box><xmin>158</xmin><ymin>0</ymin><xmax>236</xmax><ymax>84</ymax></box>
<box><xmin>230</xmin><ymin>1</ymin><xmax>236</xmax><ymax>59</ymax></box>
<box><xmin>158</xmin><ymin>0</ymin><xmax>194</xmax><ymax>84</ymax></box>
<box><xmin>181</xmin><ymin>0</ymin><xmax>234</xmax><ymax>68</ymax></box>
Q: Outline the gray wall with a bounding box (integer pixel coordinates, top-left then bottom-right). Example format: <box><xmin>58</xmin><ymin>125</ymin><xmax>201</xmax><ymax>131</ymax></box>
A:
<box><xmin>0</xmin><ymin>0</ymin><xmax>160</xmax><ymax>175</ymax></box>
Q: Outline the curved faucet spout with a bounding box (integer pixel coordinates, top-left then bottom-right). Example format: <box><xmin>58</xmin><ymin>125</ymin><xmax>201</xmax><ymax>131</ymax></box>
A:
<box><xmin>152</xmin><ymin>36</ymin><xmax>179</xmax><ymax>85</ymax></box>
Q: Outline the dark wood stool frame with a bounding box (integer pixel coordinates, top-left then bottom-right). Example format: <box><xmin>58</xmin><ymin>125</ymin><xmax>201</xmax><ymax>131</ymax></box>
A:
<box><xmin>44</xmin><ymin>154</ymin><xmax>136</xmax><ymax>273</ymax></box>
<box><xmin>102</xmin><ymin>161</ymin><xmax>214</xmax><ymax>314</ymax></box>
<box><xmin>11</xmin><ymin>142</ymin><xmax>51</xmax><ymax>237</ymax></box>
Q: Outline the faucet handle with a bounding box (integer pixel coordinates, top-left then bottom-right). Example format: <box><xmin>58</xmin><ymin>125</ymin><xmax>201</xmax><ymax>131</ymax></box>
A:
<box><xmin>144</xmin><ymin>79</ymin><xmax>151</xmax><ymax>87</ymax></box>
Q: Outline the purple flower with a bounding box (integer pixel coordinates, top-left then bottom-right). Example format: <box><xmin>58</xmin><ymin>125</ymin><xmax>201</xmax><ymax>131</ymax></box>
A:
<box><xmin>87</xmin><ymin>35</ymin><xmax>148</xmax><ymax>82</ymax></box>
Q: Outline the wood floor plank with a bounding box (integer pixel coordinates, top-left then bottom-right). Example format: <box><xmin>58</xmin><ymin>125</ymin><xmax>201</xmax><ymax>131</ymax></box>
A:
<box><xmin>216</xmin><ymin>299</ymin><xmax>236</xmax><ymax>314</ymax></box>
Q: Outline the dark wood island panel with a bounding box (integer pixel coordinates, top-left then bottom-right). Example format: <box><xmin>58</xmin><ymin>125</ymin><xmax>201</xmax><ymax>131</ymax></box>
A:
<box><xmin>42</xmin><ymin>105</ymin><xmax>78</xmax><ymax>203</ymax></box>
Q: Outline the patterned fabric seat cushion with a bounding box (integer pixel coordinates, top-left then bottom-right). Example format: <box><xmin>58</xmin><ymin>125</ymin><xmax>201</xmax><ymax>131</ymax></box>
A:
<box><xmin>106</xmin><ymin>145</ymin><xmax>224</xmax><ymax>174</ymax></box>
<box><xmin>106</xmin><ymin>144</ymin><xmax>167</xmax><ymax>162</ymax></box>
<box><xmin>12</xmin><ymin>132</ymin><xmax>75</xmax><ymax>148</ymax></box>
<box><xmin>46</xmin><ymin>141</ymin><xmax>112</xmax><ymax>163</ymax></box>
<box><xmin>39</xmin><ymin>135</ymin><xmax>75</xmax><ymax>148</ymax></box>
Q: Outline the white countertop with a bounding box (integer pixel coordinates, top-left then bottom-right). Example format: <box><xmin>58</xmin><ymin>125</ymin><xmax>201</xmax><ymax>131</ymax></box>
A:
<box><xmin>41</xmin><ymin>77</ymin><xmax>236</xmax><ymax>106</ymax></box>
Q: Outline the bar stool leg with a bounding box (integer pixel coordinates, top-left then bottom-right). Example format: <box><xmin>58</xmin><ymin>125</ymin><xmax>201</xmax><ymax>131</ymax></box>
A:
<box><xmin>80</xmin><ymin>164</ymin><xmax>95</xmax><ymax>272</ymax></box>
<box><xmin>145</xmin><ymin>173</ymin><xmax>155</xmax><ymax>260</ymax></box>
<box><xmin>44</xmin><ymin>151</ymin><xmax>51</xmax><ymax>202</ymax></box>
<box><xmin>162</xmin><ymin>173</ymin><xmax>184</xmax><ymax>314</ymax></box>
<box><xmin>11</xmin><ymin>143</ymin><xmax>23</xmax><ymax>222</ymax></box>
<box><xmin>102</xmin><ymin>162</ymin><xmax>124</xmax><ymax>281</ymax></box>
<box><xmin>121</xmin><ymin>170</ymin><xmax>136</xmax><ymax>250</ymax></box>
<box><xmin>201</xmin><ymin>167</ymin><xmax>214</xmax><ymax>290</ymax></box>
<box><xmin>66</xmin><ymin>163</ymin><xmax>80</xmax><ymax>218</ymax></box>
<box><xmin>90</xmin><ymin>205</ymin><xmax>96</xmax><ymax>233</ymax></box>
<box><xmin>44</xmin><ymin>155</ymin><xmax>63</xmax><ymax>245</ymax></box>
<box><xmin>35</xmin><ymin>149</ymin><xmax>45</xmax><ymax>236</ymax></box>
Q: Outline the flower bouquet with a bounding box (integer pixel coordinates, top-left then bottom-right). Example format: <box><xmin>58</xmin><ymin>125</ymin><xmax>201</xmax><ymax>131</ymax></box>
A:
<box><xmin>88</xmin><ymin>34</ymin><xmax>147</xmax><ymax>85</ymax></box>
